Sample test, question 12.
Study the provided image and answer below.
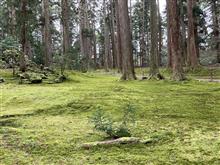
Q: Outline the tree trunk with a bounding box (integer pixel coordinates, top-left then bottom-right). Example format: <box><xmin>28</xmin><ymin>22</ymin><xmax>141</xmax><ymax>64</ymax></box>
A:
<box><xmin>61</xmin><ymin>0</ymin><xmax>70</xmax><ymax>55</ymax></box>
<box><xmin>110</xmin><ymin>0</ymin><xmax>117</xmax><ymax>69</ymax></box>
<box><xmin>9</xmin><ymin>4</ymin><xmax>16</xmax><ymax>36</ymax></box>
<box><xmin>79</xmin><ymin>0</ymin><xmax>91</xmax><ymax>71</ymax></box>
<box><xmin>157</xmin><ymin>0</ymin><xmax>162</xmax><ymax>67</ymax></box>
<box><xmin>140</xmin><ymin>0</ymin><xmax>147</xmax><ymax>67</ymax></box>
<box><xmin>212</xmin><ymin>0</ymin><xmax>220</xmax><ymax>63</ymax></box>
<box><xmin>167</xmin><ymin>0</ymin><xmax>185</xmax><ymax>81</ymax></box>
<box><xmin>115</xmin><ymin>0</ymin><xmax>123</xmax><ymax>72</ymax></box>
<box><xmin>42</xmin><ymin>0</ymin><xmax>52</xmax><ymax>67</ymax></box>
<box><xmin>117</xmin><ymin>0</ymin><xmax>136</xmax><ymax>80</ymax></box>
<box><xmin>20</xmin><ymin>0</ymin><xmax>27</xmax><ymax>72</ymax></box>
<box><xmin>92</xmin><ymin>22</ymin><xmax>97</xmax><ymax>68</ymax></box>
<box><xmin>187</xmin><ymin>0</ymin><xmax>198</xmax><ymax>69</ymax></box>
<box><xmin>166</xmin><ymin>0</ymin><xmax>172</xmax><ymax>69</ymax></box>
<box><xmin>103</xmin><ymin>0</ymin><xmax>110</xmax><ymax>71</ymax></box>
<box><xmin>149</xmin><ymin>0</ymin><xmax>162</xmax><ymax>79</ymax></box>
<box><xmin>180</xmin><ymin>0</ymin><xmax>187</xmax><ymax>66</ymax></box>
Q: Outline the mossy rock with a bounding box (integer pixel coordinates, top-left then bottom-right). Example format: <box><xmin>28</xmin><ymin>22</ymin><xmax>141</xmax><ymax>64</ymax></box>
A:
<box><xmin>43</xmin><ymin>67</ymin><xmax>55</xmax><ymax>74</ymax></box>
<box><xmin>19</xmin><ymin>73</ymin><xmax>30</xmax><ymax>79</ymax></box>
<box><xmin>29</xmin><ymin>73</ymin><xmax>43</xmax><ymax>84</ymax></box>
<box><xmin>0</xmin><ymin>77</ymin><xmax>5</xmax><ymax>83</ymax></box>
<box><xmin>54</xmin><ymin>75</ymin><xmax>67</xmax><ymax>83</ymax></box>
<box><xmin>19</xmin><ymin>72</ymin><xmax>43</xmax><ymax>84</ymax></box>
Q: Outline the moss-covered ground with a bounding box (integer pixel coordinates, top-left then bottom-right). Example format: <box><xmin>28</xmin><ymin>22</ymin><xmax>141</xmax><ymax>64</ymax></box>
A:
<box><xmin>0</xmin><ymin>68</ymin><xmax>220</xmax><ymax>164</ymax></box>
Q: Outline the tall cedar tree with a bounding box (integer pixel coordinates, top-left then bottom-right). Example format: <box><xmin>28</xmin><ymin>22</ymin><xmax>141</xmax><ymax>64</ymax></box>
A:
<box><xmin>148</xmin><ymin>0</ymin><xmax>163</xmax><ymax>79</ymax></box>
<box><xmin>211</xmin><ymin>0</ymin><xmax>220</xmax><ymax>63</ymax></box>
<box><xmin>20</xmin><ymin>0</ymin><xmax>27</xmax><ymax>72</ymax></box>
<box><xmin>115</xmin><ymin>0</ymin><xmax>123</xmax><ymax>72</ymax></box>
<box><xmin>167</xmin><ymin>0</ymin><xmax>185</xmax><ymax>80</ymax></box>
<box><xmin>187</xmin><ymin>0</ymin><xmax>199</xmax><ymax>68</ymax></box>
<box><xmin>117</xmin><ymin>0</ymin><xmax>136</xmax><ymax>80</ymax></box>
<box><xmin>61</xmin><ymin>0</ymin><xmax>70</xmax><ymax>55</ymax></box>
<box><xmin>103</xmin><ymin>0</ymin><xmax>110</xmax><ymax>71</ymax></box>
<box><xmin>42</xmin><ymin>0</ymin><xmax>52</xmax><ymax>67</ymax></box>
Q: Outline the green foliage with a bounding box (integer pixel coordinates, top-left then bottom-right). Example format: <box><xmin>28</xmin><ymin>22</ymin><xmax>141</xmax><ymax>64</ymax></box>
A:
<box><xmin>0</xmin><ymin>36</ymin><xmax>21</xmax><ymax>73</ymax></box>
<box><xmin>2</xmin><ymin>48</ymin><xmax>21</xmax><ymax>75</ymax></box>
<box><xmin>53</xmin><ymin>54</ymin><xmax>66</xmax><ymax>75</ymax></box>
<box><xmin>90</xmin><ymin>103</ymin><xmax>136</xmax><ymax>138</ymax></box>
<box><xmin>90</xmin><ymin>106</ymin><xmax>114</xmax><ymax>137</ymax></box>
<box><xmin>2</xmin><ymin>49</ymin><xmax>20</xmax><ymax>63</ymax></box>
<box><xmin>121</xmin><ymin>102</ymin><xmax>136</xmax><ymax>127</ymax></box>
<box><xmin>0</xmin><ymin>36</ymin><xmax>20</xmax><ymax>52</ymax></box>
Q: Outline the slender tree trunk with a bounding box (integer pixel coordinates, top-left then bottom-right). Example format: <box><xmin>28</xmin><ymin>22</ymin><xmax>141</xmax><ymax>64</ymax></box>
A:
<box><xmin>180</xmin><ymin>0</ymin><xmax>187</xmax><ymax>66</ymax></box>
<box><xmin>79</xmin><ymin>0</ymin><xmax>91</xmax><ymax>71</ymax></box>
<box><xmin>187</xmin><ymin>0</ymin><xmax>198</xmax><ymax>68</ymax></box>
<box><xmin>9</xmin><ymin>4</ymin><xmax>16</xmax><ymax>36</ymax></box>
<box><xmin>115</xmin><ymin>0</ymin><xmax>122</xmax><ymax>72</ymax></box>
<box><xmin>166</xmin><ymin>0</ymin><xmax>172</xmax><ymax>68</ymax></box>
<box><xmin>129</xmin><ymin>0</ymin><xmax>132</xmax><ymax>33</ymax></box>
<box><xmin>110</xmin><ymin>0</ymin><xmax>117</xmax><ymax>69</ymax></box>
<box><xmin>92</xmin><ymin>22</ymin><xmax>97</xmax><ymax>68</ymax></box>
<box><xmin>157</xmin><ymin>0</ymin><xmax>162</xmax><ymax>67</ymax></box>
<box><xmin>61</xmin><ymin>0</ymin><xmax>70</xmax><ymax>55</ymax></box>
<box><xmin>167</xmin><ymin>0</ymin><xmax>185</xmax><ymax>81</ymax></box>
<box><xmin>145</xmin><ymin>0</ymin><xmax>150</xmax><ymax>67</ymax></box>
<box><xmin>42</xmin><ymin>0</ymin><xmax>52</xmax><ymax>67</ymax></box>
<box><xmin>20</xmin><ymin>0</ymin><xmax>27</xmax><ymax>72</ymax></box>
<box><xmin>103</xmin><ymin>0</ymin><xmax>110</xmax><ymax>71</ymax></box>
<box><xmin>149</xmin><ymin>0</ymin><xmax>162</xmax><ymax>79</ymax></box>
<box><xmin>140</xmin><ymin>0</ymin><xmax>147</xmax><ymax>67</ymax></box>
<box><xmin>212</xmin><ymin>0</ymin><xmax>220</xmax><ymax>63</ymax></box>
<box><xmin>117</xmin><ymin>0</ymin><xmax>136</xmax><ymax>80</ymax></box>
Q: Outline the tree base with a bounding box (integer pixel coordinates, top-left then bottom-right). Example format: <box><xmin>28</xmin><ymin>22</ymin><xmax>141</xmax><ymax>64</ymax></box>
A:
<box><xmin>120</xmin><ymin>74</ymin><xmax>137</xmax><ymax>80</ymax></box>
<box><xmin>171</xmin><ymin>72</ymin><xmax>186</xmax><ymax>81</ymax></box>
<box><xmin>148</xmin><ymin>73</ymin><xmax>164</xmax><ymax>80</ymax></box>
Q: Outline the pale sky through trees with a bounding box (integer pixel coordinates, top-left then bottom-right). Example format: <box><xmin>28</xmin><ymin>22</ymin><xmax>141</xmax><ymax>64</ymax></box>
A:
<box><xmin>131</xmin><ymin>0</ymin><xmax>166</xmax><ymax>14</ymax></box>
<box><xmin>158</xmin><ymin>0</ymin><xmax>166</xmax><ymax>13</ymax></box>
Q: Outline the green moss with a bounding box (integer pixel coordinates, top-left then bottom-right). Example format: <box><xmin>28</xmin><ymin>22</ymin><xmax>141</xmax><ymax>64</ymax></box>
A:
<box><xmin>0</xmin><ymin>69</ymin><xmax>220</xmax><ymax>164</ymax></box>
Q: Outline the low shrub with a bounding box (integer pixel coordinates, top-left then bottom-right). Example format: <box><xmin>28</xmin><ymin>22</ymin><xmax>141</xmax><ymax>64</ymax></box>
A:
<box><xmin>89</xmin><ymin>103</ymin><xmax>137</xmax><ymax>139</ymax></box>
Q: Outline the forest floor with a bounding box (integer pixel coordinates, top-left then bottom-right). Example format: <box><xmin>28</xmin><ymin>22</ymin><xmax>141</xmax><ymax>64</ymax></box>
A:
<box><xmin>0</xmin><ymin>68</ymin><xmax>220</xmax><ymax>165</ymax></box>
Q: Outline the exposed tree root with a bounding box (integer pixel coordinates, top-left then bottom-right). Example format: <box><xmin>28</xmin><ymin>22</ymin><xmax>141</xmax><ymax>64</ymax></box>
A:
<box><xmin>80</xmin><ymin>137</ymin><xmax>153</xmax><ymax>149</ymax></box>
<box><xmin>147</xmin><ymin>73</ymin><xmax>165</xmax><ymax>80</ymax></box>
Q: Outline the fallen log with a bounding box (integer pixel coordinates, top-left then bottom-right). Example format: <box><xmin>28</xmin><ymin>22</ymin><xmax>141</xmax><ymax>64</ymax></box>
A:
<box><xmin>80</xmin><ymin>137</ymin><xmax>153</xmax><ymax>149</ymax></box>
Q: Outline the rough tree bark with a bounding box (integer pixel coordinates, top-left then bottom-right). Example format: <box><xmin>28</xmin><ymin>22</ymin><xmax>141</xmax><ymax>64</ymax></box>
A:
<box><xmin>92</xmin><ymin>21</ymin><xmax>97</xmax><ymax>68</ymax></box>
<box><xmin>140</xmin><ymin>0</ymin><xmax>147</xmax><ymax>67</ymax></box>
<box><xmin>180</xmin><ymin>0</ymin><xmax>187</xmax><ymax>66</ymax></box>
<box><xmin>157</xmin><ymin>0</ymin><xmax>162</xmax><ymax>67</ymax></box>
<box><xmin>167</xmin><ymin>0</ymin><xmax>185</xmax><ymax>81</ymax></box>
<box><xmin>187</xmin><ymin>0</ymin><xmax>198</xmax><ymax>69</ymax></box>
<box><xmin>61</xmin><ymin>0</ymin><xmax>70</xmax><ymax>55</ymax></box>
<box><xmin>148</xmin><ymin>0</ymin><xmax>163</xmax><ymax>79</ymax></box>
<box><xmin>42</xmin><ymin>0</ymin><xmax>52</xmax><ymax>67</ymax></box>
<box><xmin>103</xmin><ymin>0</ymin><xmax>110</xmax><ymax>71</ymax></box>
<box><xmin>212</xmin><ymin>0</ymin><xmax>220</xmax><ymax>63</ymax></box>
<box><xmin>9</xmin><ymin>3</ymin><xmax>16</xmax><ymax>36</ymax></box>
<box><xmin>117</xmin><ymin>0</ymin><xmax>136</xmax><ymax>80</ymax></box>
<box><xmin>79</xmin><ymin>0</ymin><xmax>91</xmax><ymax>70</ymax></box>
<box><xmin>115</xmin><ymin>0</ymin><xmax>122</xmax><ymax>72</ymax></box>
<box><xmin>110</xmin><ymin>0</ymin><xmax>117</xmax><ymax>69</ymax></box>
<box><xmin>166</xmin><ymin>0</ymin><xmax>172</xmax><ymax>69</ymax></box>
<box><xmin>20</xmin><ymin>0</ymin><xmax>27</xmax><ymax>72</ymax></box>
